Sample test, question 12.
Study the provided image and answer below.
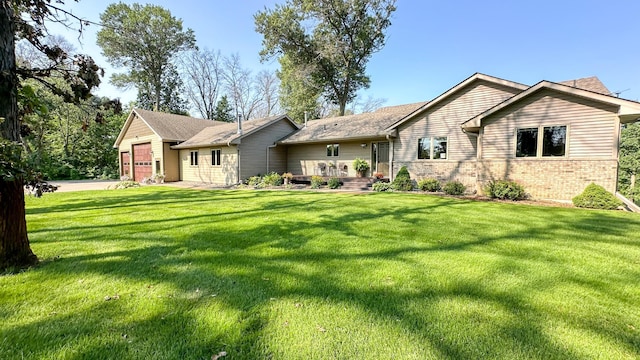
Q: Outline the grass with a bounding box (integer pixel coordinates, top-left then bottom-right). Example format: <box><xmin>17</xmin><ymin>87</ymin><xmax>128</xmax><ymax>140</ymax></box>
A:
<box><xmin>1</xmin><ymin>187</ymin><xmax>639</xmax><ymax>359</ymax></box>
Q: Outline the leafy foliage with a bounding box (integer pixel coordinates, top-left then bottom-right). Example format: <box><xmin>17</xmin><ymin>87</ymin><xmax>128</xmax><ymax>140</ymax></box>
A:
<box><xmin>618</xmin><ymin>123</ymin><xmax>640</xmax><ymax>204</ymax></box>
<box><xmin>255</xmin><ymin>0</ymin><xmax>397</xmax><ymax>116</ymax></box>
<box><xmin>262</xmin><ymin>172</ymin><xmax>283</xmax><ymax>186</ymax></box>
<box><xmin>310</xmin><ymin>175</ymin><xmax>323</xmax><ymax>189</ymax></box>
<box><xmin>327</xmin><ymin>177</ymin><xmax>341</xmax><ymax>189</ymax></box>
<box><xmin>213</xmin><ymin>95</ymin><xmax>235</xmax><ymax>123</ymax></box>
<box><xmin>443</xmin><ymin>181</ymin><xmax>466</xmax><ymax>195</ymax></box>
<box><xmin>97</xmin><ymin>3</ymin><xmax>195</xmax><ymax>113</ymax></box>
<box><xmin>572</xmin><ymin>183</ymin><xmax>622</xmax><ymax>210</ymax></box>
<box><xmin>484</xmin><ymin>180</ymin><xmax>527</xmax><ymax>201</ymax></box>
<box><xmin>391</xmin><ymin>166</ymin><xmax>413</xmax><ymax>191</ymax></box>
<box><xmin>372</xmin><ymin>181</ymin><xmax>392</xmax><ymax>192</ymax></box>
<box><xmin>352</xmin><ymin>158</ymin><xmax>370</xmax><ymax>173</ymax></box>
<box><xmin>417</xmin><ymin>178</ymin><xmax>441</xmax><ymax>192</ymax></box>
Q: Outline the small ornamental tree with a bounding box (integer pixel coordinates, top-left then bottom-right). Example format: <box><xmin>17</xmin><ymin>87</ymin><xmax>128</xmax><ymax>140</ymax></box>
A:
<box><xmin>391</xmin><ymin>166</ymin><xmax>413</xmax><ymax>191</ymax></box>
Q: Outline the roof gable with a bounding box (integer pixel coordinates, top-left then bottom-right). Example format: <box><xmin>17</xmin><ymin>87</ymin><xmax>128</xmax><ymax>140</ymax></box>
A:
<box><xmin>113</xmin><ymin>109</ymin><xmax>223</xmax><ymax>147</ymax></box>
<box><xmin>278</xmin><ymin>102</ymin><xmax>426</xmax><ymax>144</ymax></box>
<box><xmin>384</xmin><ymin>73</ymin><xmax>529</xmax><ymax>131</ymax></box>
<box><xmin>172</xmin><ymin>114</ymin><xmax>298</xmax><ymax>149</ymax></box>
<box><xmin>462</xmin><ymin>81</ymin><xmax>640</xmax><ymax>130</ymax></box>
<box><xmin>558</xmin><ymin>76</ymin><xmax>610</xmax><ymax>95</ymax></box>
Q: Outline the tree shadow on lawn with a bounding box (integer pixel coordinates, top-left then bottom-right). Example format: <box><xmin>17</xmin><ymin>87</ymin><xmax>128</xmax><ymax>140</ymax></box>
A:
<box><xmin>13</xmin><ymin>191</ymin><xmax>640</xmax><ymax>358</ymax></box>
<box><xmin>25</xmin><ymin>187</ymin><xmax>292</xmax><ymax>215</ymax></box>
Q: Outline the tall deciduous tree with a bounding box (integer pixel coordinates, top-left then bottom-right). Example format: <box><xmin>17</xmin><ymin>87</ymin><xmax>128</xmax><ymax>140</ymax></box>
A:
<box><xmin>97</xmin><ymin>3</ymin><xmax>195</xmax><ymax>113</ymax></box>
<box><xmin>255</xmin><ymin>0</ymin><xmax>396</xmax><ymax>116</ymax></box>
<box><xmin>1</xmin><ymin>0</ymin><xmax>102</xmax><ymax>270</ymax></box>
<box><xmin>181</xmin><ymin>48</ymin><xmax>222</xmax><ymax>120</ymax></box>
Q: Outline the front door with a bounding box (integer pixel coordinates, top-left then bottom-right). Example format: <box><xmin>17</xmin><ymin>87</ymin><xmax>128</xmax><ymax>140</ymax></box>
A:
<box><xmin>372</xmin><ymin>142</ymin><xmax>390</xmax><ymax>176</ymax></box>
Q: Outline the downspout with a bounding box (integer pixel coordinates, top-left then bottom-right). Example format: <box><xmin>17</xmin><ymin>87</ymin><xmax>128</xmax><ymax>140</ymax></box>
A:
<box><xmin>237</xmin><ymin>146</ymin><xmax>241</xmax><ymax>184</ymax></box>
<box><xmin>386</xmin><ymin>134</ymin><xmax>394</xmax><ymax>181</ymax></box>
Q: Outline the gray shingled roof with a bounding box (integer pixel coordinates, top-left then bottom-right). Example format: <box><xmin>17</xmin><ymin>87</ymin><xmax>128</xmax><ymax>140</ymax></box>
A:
<box><xmin>172</xmin><ymin>114</ymin><xmax>293</xmax><ymax>149</ymax></box>
<box><xmin>558</xmin><ymin>76</ymin><xmax>610</xmax><ymax>95</ymax></box>
<box><xmin>279</xmin><ymin>102</ymin><xmax>427</xmax><ymax>144</ymax></box>
<box><xmin>134</xmin><ymin>108</ymin><xmax>223</xmax><ymax>141</ymax></box>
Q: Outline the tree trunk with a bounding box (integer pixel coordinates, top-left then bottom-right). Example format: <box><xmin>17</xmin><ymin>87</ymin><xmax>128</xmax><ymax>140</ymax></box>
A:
<box><xmin>0</xmin><ymin>1</ymin><xmax>38</xmax><ymax>270</ymax></box>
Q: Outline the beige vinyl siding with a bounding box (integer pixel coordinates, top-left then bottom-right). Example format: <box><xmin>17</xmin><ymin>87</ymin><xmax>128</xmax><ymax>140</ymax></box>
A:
<box><xmin>239</xmin><ymin>119</ymin><xmax>298</xmax><ymax>179</ymax></box>
<box><xmin>482</xmin><ymin>90</ymin><xmax>618</xmax><ymax>159</ymax></box>
<box><xmin>125</xmin><ymin>114</ymin><xmax>155</xmax><ymax>138</ymax></box>
<box><xmin>179</xmin><ymin>147</ymin><xmax>238</xmax><ymax>185</ymax></box>
<box><xmin>287</xmin><ymin>141</ymin><xmax>373</xmax><ymax>176</ymax></box>
<box><xmin>163</xmin><ymin>143</ymin><xmax>180</xmax><ymax>182</ymax></box>
<box><xmin>395</xmin><ymin>81</ymin><xmax>521</xmax><ymax>162</ymax></box>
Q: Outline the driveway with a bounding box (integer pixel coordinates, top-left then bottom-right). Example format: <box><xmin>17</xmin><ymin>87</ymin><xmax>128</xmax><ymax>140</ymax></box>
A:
<box><xmin>45</xmin><ymin>179</ymin><xmax>120</xmax><ymax>192</ymax></box>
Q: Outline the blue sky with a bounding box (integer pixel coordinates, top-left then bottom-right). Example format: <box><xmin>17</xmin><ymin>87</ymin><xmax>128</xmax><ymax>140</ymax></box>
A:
<box><xmin>51</xmin><ymin>0</ymin><xmax>640</xmax><ymax>109</ymax></box>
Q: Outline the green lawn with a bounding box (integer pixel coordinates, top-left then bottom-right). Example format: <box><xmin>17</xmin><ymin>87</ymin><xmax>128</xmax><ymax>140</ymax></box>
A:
<box><xmin>2</xmin><ymin>187</ymin><xmax>639</xmax><ymax>359</ymax></box>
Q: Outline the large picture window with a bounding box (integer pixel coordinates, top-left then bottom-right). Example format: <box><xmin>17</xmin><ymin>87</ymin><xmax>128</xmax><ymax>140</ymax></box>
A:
<box><xmin>326</xmin><ymin>144</ymin><xmax>339</xmax><ymax>157</ymax></box>
<box><xmin>418</xmin><ymin>136</ymin><xmax>447</xmax><ymax>160</ymax></box>
<box><xmin>190</xmin><ymin>150</ymin><xmax>198</xmax><ymax>166</ymax></box>
<box><xmin>211</xmin><ymin>149</ymin><xmax>221</xmax><ymax>166</ymax></box>
<box><xmin>516</xmin><ymin>126</ymin><xmax>566</xmax><ymax>157</ymax></box>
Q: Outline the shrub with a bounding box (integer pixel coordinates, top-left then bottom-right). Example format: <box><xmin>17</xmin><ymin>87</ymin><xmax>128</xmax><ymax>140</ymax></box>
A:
<box><xmin>484</xmin><ymin>180</ymin><xmax>527</xmax><ymax>200</ymax></box>
<box><xmin>418</xmin><ymin>178</ymin><xmax>441</xmax><ymax>192</ymax></box>
<box><xmin>443</xmin><ymin>181</ymin><xmax>466</xmax><ymax>195</ymax></box>
<box><xmin>262</xmin><ymin>172</ymin><xmax>283</xmax><ymax>186</ymax></box>
<box><xmin>372</xmin><ymin>182</ymin><xmax>392</xmax><ymax>192</ymax></box>
<box><xmin>352</xmin><ymin>158</ymin><xmax>370</xmax><ymax>174</ymax></box>
<box><xmin>247</xmin><ymin>175</ymin><xmax>262</xmax><ymax>187</ymax></box>
<box><xmin>327</xmin><ymin>177</ymin><xmax>341</xmax><ymax>189</ymax></box>
<box><xmin>391</xmin><ymin>166</ymin><xmax>413</xmax><ymax>191</ymax></box>
<box><xmin>310</xmin><ymin>175</ymin><xmax>323</xmax><ymax>189</ymax></box>
<box><xmin>111</xmin><ymin>181</ymin><xmax>140</xmax><ymax>189</ymax></box>
<box><xmin>572</xmin><ymin>183</ymin><xmax>623</xmax><ymax>210</ymax></box>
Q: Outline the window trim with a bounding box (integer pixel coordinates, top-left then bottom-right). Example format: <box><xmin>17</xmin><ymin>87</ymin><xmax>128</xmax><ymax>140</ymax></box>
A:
<box><xmin>190</xmin><ymin>150</ymin><xmax>199</xmax><ymax>166</ymax></box>
<box><xmin>514</xmin><ymin>125</ymin><xmax>568</xmax><ymax>158</ymax></box>
<box><xmin>417</xmin><ymin>136</ymin><xmax>448</xmax><ymax>160</ymax></box>
<box><xmin>211</xmin><ymin>149</ymin><xmax>221</xmax><ymax>166</ymax></box>
<box><xmin>326</xmin><ymin>143</ymin><xmax>340</xmax><ymax>157</ymax></box>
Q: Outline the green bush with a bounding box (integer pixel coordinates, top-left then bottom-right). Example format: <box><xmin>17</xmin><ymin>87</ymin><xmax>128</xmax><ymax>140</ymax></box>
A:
<box><xmin>327</xmin><ymin>177</ymin><xmax>341</xmax><ymax>189</ymax></box>
<box><xmin>310</xmin><ymin>175</ymin><xmax>323</xmax><ymax>189</ymax></box>
<box><xmin>352</xmin><ymin>158</ymin><xmax>370</xmax><ymax>174</ymax></box>
<box><xmin>391</xmin><ymin>166</ymin><xmax>413</xmax><ymax>191</ymax></box>
<box><xmin>572</xmin><ymin>183</ymin><xmax>623</xmax><ymax>210</ymax></box>
<box><xmin>248</xmin><ymin>175</ymin><xmax>262</xmax><ymax>187</ymax></box>
<box><xmin>262</xmin><ymin>172</ymin><xmax>283</xmax><ymax>186</ymax></box>
<box><xmin>443</xmin><ymin>181</ymin><xmax>466</xmax><ymax>195</ymax></box>
<box><xmin>372</xmin><ymin>182</ymin><xmax>392</xmax><ymax>192</ymax></box>
<box><xmin>111</xmin><ymin>181</ymin><xmax>140</xmax><ymax>189</ymax></box>
<box><xmin>484</xmin><ymin>180</ymin><xmax>527</xmax><ymax>200</ymax></box>
<box><xmin>417</xmin><ymin>178</ymin><xmax>441</xmax><ymax>192</ymax></box>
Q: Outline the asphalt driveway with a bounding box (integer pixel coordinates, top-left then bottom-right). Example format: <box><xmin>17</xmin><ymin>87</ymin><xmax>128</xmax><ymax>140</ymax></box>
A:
<box><xmin>44</xmin><ymin>179</ymin><xmax>120</xmax><ymax>192</ymax></box>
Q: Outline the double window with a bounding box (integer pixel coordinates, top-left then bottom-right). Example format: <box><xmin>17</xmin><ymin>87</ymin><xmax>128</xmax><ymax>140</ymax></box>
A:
<box><xmin>327</xmin><ymin>144</ymin><xmax>339</xmax><ymax>157</ymax></box>
<box><xmin>190</xmin><ymin>151</ymin><xmax>198</xmax><ymax>166</ymax></box>
<box><xmin>516</xmin><ymin>126</ymin><xmax>566</xmax><ymax>157</ymax></box>
<box><xmin>211</xmin><ymin>149</ymin><xmax>221</xmax><ymax>166</ymax></box>
<box><xmin>418</xmin><ymin>136</ymin><xmax>447</xmax><ymax>159</ymax></box>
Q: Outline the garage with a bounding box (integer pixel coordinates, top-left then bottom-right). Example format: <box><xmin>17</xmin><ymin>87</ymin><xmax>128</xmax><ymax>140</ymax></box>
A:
<box><xmin>132</xmin><ymin>143</ymin><xmax>152</xmax><ymax>181</ymax></box>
